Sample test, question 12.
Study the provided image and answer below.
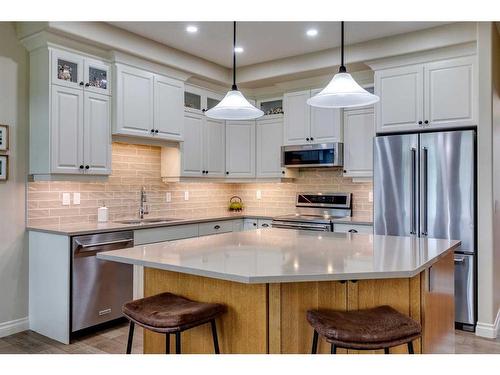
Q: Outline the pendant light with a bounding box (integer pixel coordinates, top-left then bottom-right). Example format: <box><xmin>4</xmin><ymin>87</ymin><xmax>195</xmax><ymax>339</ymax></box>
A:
<box><xmin>205</xmin><ymin>22</ymin><xmax>264</xmax><ymax>120</ymax></box>
<box><xmin>307</xmin><ymin>21</ymin><xmax>379</xmax><ymax>108</ymax></box>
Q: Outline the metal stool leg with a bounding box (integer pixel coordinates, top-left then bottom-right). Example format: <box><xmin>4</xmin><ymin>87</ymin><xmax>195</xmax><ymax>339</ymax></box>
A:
<box><xmin>175</xmin><ymin>332</ymin><xmax>181</xmax><ymax>354</ymax></box>
<box><xmin>165</xmin><ymin>333</ymin><xmax>170</xmax><ymax>354</ymax></box>
<box><xmin>331</xmin><ymin>343</ymin><xmax>337</xmax><ymax>354</ymax></box>
<box><xmin>210</xmin><ymin>319</ymin><xmax>220</xmax><ymax>354</ymax></box>
<box><xmin>126</xmin><ymin>321</ymin><xmax>135</xmax><ymax>354</ymax></box>
<box><xmin>384</xmin><ymin>347</ymin><xmax>390</xmax><ymax>354</ymax></box>
<box><xmin>311</xmin><ymin>330</ymin><xmax>319</xmax><ymax>354</ymax></box>
<box><xmin>407</xmin><ymin>341</ymin><xmax>414</xmax><ymax>354</ymax></box>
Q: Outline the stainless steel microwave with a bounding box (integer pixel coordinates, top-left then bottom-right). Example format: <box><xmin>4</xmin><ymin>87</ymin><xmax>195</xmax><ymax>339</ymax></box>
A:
<box><xmin>281</xmin><ymin>143</ymin><xmax>343</xmax><ymax>168</ymax></box>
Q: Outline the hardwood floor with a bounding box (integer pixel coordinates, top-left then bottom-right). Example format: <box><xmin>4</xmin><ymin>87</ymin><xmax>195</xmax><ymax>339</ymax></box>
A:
<box><xmin>0</xmin><ymin>325</ymin><xmax>498</xmax><ymax>354</ymax></box>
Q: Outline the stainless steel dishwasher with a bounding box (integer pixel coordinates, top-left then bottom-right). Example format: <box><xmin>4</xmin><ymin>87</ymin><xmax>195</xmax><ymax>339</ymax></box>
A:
<box><xmin>72</xmin><ymin>231</ymin><xmax>134</xmax><ymax>332</ymax></box>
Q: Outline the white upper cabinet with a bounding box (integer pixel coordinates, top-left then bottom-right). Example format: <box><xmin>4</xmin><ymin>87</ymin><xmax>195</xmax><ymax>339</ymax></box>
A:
<box><xmin>310</xmin><ymin>88</ymin><xmax>342</xmax><ymax>143</ymax></box>
<box><xmin>424</xmin><ymin>56</ymin><xmax>476</xmax><ymax>128</ymax></box>
<box><xmin>225</xmin><ymin>121</ymin><xmax>256</xmax><ymax>178</ymax></box>
<box><xmin>184</xmin><ymin>85</ymin><xmax>223</xmax><ymax>114</ymax></box>
<box><xmin>114</xmin><ymin>64</ymin><xmax>185</xmax><ymax>141</ymax></box>
<box><xmin>283</xmin><ymin>90</ymin><xmax>311</xmax><ymax>145</ymax></box>
<box><xmin>51</xmin><ymin>49</ymin><xmax>84</xmax><ymax>90</ymax></box>
<box><xmin>34</xmin><ymin>49</ymin><xmax>113</xmax><ymax>177</ymax></box>
<box><xmin>256</xmin><ymin>117</ymin><xmax>284</xmax><ymax>178</ymax></box>
<box><xmin>114</xmin><ymin>64</ymin><xmax>154</xmax><ymax>137</ymax></box>
<box><xmin>343</xmin><ymin>107</ymin><xmax>375</xmax><ymax>179</ymax></box>
<box><xmin>181</xmin><ymin>112</ymin><xmax>204</xmax><ymax>177</ymax></box>
<box><xmin>84</xmin><ymin>92</ymin><xmax>111</xmax><ymax>175</ymax></box>
<box><xmin>375</xmin><ymin>55</ymin><xmax>477</xmax><ymax>133</ymax></box>
<box><xmin>50</xmin><ymin>86</ymin><xmax>84</xmax><ymax>174</ymax></box>
<box><xmin>154</xmin><ymin>74</ymin><xmax>184</xmax><ymax>141</ymax></box>
<box><xmin>284</xmin><ymin>89</ymin><xmax>342</xmax><ymax>145</ymax></box>
<box><xmin>204</xmin><ymin>119</ymin><xmax>226</xmax><ymax>177</ymax></box>
<box><xmin>375</xmin><ymin>65</ymin><xmax>424</xmax><ymax>133</ymax></box>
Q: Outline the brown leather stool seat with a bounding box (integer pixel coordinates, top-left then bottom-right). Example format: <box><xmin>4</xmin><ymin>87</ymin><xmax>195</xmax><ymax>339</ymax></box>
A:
<box><xmin>307</xmin><ymin>305</ymin><xmax>422</xmax><ymax>354</ymax></box>
<box><xmin>123</xmin><ymin>292</ymin><xmax>226</xmax><ymax>354</ymax></box>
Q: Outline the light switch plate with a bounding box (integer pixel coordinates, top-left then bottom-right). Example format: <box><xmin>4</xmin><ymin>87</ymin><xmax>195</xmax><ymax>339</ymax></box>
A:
<box><xmin>256</xmin><ymin>190</ymin><xmax>262</xmax><ymax>200</ymax></box>
<box><xmin>166</xmin><ymin>192</ymin><xmax>172</xmax><ymax>202</ymax></box>
<box><xmin>62</xmin><ymin>193</ymin><xmax>71</xmax><ymax>206</ymax></box>
<box><xmin>73</xmin><ymin>193</ymin><xmax>81</xmax><ymax>205</ymax></box>
<box><xmin>184</xmin><ymin>191</ymin><xmax>189</xmax><ymax>201</ymax></box>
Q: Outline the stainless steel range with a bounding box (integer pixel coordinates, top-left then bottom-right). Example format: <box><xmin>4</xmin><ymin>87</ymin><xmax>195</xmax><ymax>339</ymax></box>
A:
<box><xmin>272</xmin><ymin>193</ymin><xmax>352</xmax><ymax>231</ymax></box>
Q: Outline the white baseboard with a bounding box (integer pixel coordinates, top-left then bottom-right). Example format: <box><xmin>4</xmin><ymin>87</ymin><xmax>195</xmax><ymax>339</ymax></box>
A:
<box><xmin>476</xmin><ymin>309</ymin><xmax>500</xmax><ymax>339</ymax></box>
<box><xmin>0</xmin><ymin>317</ymin><xmax>29</xmax><ymax>338</ymax></box>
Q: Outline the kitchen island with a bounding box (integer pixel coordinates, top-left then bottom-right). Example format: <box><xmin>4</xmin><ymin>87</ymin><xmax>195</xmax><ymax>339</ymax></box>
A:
<box><xmin>98</xmin><ymin>228</ymin><xmax>459</xmax><ymax>354</ymax></box>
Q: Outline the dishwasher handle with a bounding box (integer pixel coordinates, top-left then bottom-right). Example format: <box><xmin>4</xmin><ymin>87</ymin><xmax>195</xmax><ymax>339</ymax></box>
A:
<box><xmin>75</xmin><ymin>238</ymin><xmax>133</xmax><ymax>250</ymax></box>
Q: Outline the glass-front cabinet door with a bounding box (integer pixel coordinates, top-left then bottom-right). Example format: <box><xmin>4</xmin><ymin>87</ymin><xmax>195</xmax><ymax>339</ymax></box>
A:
<box><xmin>206</xmin><ymin>96</ymin><xmax>221</xmax><ymax>111</ymax></box>
<box><xmin>184</xmin><ymin>91</ymin><xmax>202</xmax><ymax>112</ymax></box>
<box><xmin>84</xmin><ymin>58</ymin><xmax>111</xmax><ymax>95</ymax></box>
<box><xmin>51</xmin><ymin>49</ymin><xmax>84</xmax><ymax>89</ymax></box>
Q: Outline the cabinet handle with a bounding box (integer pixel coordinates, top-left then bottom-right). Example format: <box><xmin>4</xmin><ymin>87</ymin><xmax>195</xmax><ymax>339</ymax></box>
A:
<box><xmin>306</xmin><ymin>137</ymin><xmax>310</xmax><ymax>141</ymax></box>
<box><xmin>150</xmin><ymin>129</ymin><xmax>155</xmax><ymax>133</ymax></box>
<box><xmin>348</xmin><ymin>229</ymin><xmax>358</xmax><ymax>233</ymax></box>
<box><xmin>85</xmin><ymin>83</ymin><xmax>90</xmax><ymax>87</ymax></box>
<box><xmin>85</xmin><ymin>165</ymin><xmax>90</xmax><ymax>170</ymax></box>
<box><xmin>79</xmin><ymin>81</ymin><xmax>84</xmax><ymax>86</ymax></box>
<box><xmin>79</xmin><ymin>165</ymin><xmax>84</xmax><ymax>169</ymax></box>
<box><xmin>418</xmin><ymin>121</ymin><xmax>423</xmax><ymax>125</ymax></box>
<box><xmin>155</xmin><ymin>129</ymin><xmax>159</xmax><ymax>133</ymax></box>
<box><xmin>226</xmin><ymin>171</ymin><xmax>229</xmax><ymax>175</ymax></box>
<box><xmin>261</xmin><ymin>223</ymin><xmax>269</xmax><ymax>228</ymax></box>
<box><xmin>202</xmin><ymin>109</ymin><xmax>206</xmax><ymax>113</ymax></box>
<box><xmin>281</xmin><ymin>170</ymin><xmax>285</xmax><ymax>174</ymax></box>
<box><xmin>424</xmin><ymin>120</ymin><xmax>429</xmax><ymax>125</ymax></box>
<box><xmin>310</xmin><ymin>137</ymin><xmax>314</xmax><ymax>141</ymax></box>
<box><xmin>214</xmin><ymin>225</ymin><xmax>221</xmax><ymax>230</ymax></box>
<box><xmin>253</xmin><ymin>222</ymin><xmax>257</xmax><ymax>226</ymax></box>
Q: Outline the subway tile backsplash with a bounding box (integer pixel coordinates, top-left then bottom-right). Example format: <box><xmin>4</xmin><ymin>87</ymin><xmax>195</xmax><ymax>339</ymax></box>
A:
<box><xmin>27</xmin><ymin>143</ymin><xmax>372</xmax><ymax>226</ymax></box>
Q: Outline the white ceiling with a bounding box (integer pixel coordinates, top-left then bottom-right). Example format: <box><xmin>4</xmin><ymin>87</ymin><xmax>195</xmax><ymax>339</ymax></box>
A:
<box><xmin>110</xmin><ymin>22</ymin><xmax>448</xmax><ymax>67</ymax></box>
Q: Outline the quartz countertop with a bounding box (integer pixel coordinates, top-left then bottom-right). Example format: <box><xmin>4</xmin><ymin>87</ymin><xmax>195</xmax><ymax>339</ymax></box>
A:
<box><xmin>26</xmin><ymin>213</ymin><xmax>373</xmax><ymax>236</ymax></box>
<box><xmin>97</xmin><ymin>228</ymin><xmax>460</xmax><ymax>284</ymax></box>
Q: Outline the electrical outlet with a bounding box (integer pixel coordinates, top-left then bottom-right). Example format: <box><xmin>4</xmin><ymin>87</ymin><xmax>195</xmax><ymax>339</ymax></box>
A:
<box><xmin>184</xmin><ymin>191</ymin><xmax>189</xmax><ymax>201</ymax></box>
<box><xmin>256</xmin><ymin>190</ymin><xmax>262</xmax><ymax>200</ymax></box>
<box><xmin>73</xmin><ymin>193</ymin><xmax>80</xmax><ymax>205</ymax></box>
<box><xmin>166</xmin><ymin>192</ymin><xmax>172</xmax><ymax>202</ymax></box>
<box><xmin>62</xmin><ymin>193</ymin><xmax>71</xmax><ymax>206</ymax></box>
<box><xmin>368</xmin><ymin>191</ymin><xmax>373</xmax><ymax>203</ymax></box>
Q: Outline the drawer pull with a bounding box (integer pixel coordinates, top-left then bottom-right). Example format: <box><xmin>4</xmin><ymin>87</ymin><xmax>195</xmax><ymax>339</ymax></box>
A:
<box><xmin>214</xmin><ymin>225</ymin><xmax>221</xmax><ymax>230</ymax></box>
<box><xmin>348</xmin><ymin>229</ymin><xmax>358</xmax><ymax>233</ymax></box>
<box><xmin>98</xmin><ymin>308</ymin><xmax>112</xmax><ymax>316</ymax></box>
<box><xmin>261</xmin><ymin>223</ymin><xmax>269</xmax><ymax>228</ymax></box>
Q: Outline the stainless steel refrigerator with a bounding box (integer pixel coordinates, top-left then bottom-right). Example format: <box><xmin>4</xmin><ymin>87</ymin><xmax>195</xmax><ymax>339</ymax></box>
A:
<box><xmin>374</xmin><ymin>129</ymin><xmax>476</xmax><ymax>330</ymax></box>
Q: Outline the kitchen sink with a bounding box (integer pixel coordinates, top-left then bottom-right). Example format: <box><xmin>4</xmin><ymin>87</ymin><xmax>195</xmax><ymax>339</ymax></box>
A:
<box><xmin>114</xmin><ymin>218</ymin><xmax>178</xmax><ymax>225</ymax></box>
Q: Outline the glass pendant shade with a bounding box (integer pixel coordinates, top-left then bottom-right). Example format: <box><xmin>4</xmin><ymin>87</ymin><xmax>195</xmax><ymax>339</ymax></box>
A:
<box><xmin>205</xmin><ymin>89</ymin><xmax>264</xmax><ymax>120</ymax></box>
<box><xmin>307</xmin><ymin>72</ymin><xmax>379</xmax><ymax>108</ymax></box>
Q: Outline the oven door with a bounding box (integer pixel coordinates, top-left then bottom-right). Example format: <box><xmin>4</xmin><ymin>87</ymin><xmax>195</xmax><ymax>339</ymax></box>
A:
<box><xmin>272</xmin><ymin>221</ymin><xmax>332</xmax><ymax>231</ymax></box>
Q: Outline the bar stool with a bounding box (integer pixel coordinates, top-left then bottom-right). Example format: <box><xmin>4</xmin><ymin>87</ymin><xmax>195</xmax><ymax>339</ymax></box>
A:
<box><xmin>123</xmin><ymin>292</ymin><xmax>226</xmax><ymax>354</ymax></box>
<box><xmin>307</xmin><ymin>305</ymin><xmax>421</xmax><ymax>354</ymax></box>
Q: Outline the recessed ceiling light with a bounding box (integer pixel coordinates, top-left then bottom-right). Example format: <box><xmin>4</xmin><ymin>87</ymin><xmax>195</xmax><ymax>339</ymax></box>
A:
<box><xmin>234</xmin><ymin>46</ymin><xmax>244</xmax><ymax>53</ymax></box>
<box><xmin>186</xmin><ymin>25</ymin><xmax>198</xmax><ymax>33</ymax></box>
<box><xmin>306</xmin><ymin>29</ymin><xmax>318</xmax><ymax>37</ymax></box>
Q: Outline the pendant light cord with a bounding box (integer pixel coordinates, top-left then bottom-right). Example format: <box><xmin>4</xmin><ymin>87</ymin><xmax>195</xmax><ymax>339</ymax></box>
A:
<box><xmin>339</xmin><ymin>21</ymin><xmax>346</xmax><ymax>73</ymax></box>
<box><xmin>232</xmin><ymin>21</ymin><xmax>237</xmax><ymax>90</ymax></box>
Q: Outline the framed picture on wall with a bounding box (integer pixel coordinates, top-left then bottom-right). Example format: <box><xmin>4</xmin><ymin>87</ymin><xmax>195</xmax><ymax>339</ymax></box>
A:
<box><xmin>0</xmin><ymin>125</ymin><xmax>8</xmax><ymax>151</ymax></box>
<box><xmin>0</xmin><ymin>155</ymin><xmax>8</xmax><ymax>181</ymax></box>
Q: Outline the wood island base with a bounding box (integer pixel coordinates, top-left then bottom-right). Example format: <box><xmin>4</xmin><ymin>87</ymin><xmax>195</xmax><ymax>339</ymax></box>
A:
<box><xmin>143</xmin><ymin>251</ymin><xmax>454</xmax><ymax>354</ymax></box>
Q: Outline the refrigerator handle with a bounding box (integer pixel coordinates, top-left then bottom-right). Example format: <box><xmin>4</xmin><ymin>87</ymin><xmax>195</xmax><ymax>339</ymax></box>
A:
<box><xmin>410</xmin><ymin>148</ymin><xmax>417</xmax><ymax>235</ymax></box>
<box><xmin>421</xmin><ymin>147</ymin><xmax>428</xmax><ymax>236</ymax></box>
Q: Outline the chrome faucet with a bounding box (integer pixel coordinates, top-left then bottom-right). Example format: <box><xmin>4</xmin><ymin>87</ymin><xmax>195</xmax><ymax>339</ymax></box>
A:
<box><xmin>139</xmin><ymin>186</ymin><xmax>149</xmax><ymax>219</ymax></box>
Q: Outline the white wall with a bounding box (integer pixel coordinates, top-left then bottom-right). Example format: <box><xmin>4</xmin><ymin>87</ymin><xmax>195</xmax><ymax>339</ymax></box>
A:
<box><xmin>0</xmin><ymin>22</ymin><xmax>29</xmax><ymax>336</ymax></box>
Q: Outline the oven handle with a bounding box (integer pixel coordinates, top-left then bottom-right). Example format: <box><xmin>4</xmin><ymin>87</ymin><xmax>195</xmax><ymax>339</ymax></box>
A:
<box><xmin>272</xmin><ymin>223</ymin><xmax>330</xmax><ymax>231</ymax></box>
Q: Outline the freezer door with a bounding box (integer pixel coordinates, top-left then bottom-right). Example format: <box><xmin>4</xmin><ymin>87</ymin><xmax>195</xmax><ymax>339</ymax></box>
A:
<box><xmin>374</xmin><ymin>134</ymin><xmax>419</xmax><ymax>236</ymax></box>
<box><xmin>454</xmin><ymin>254</ymin><xmax>475</xmax><ymax>326</ymax></box>
<box><xmin>419</xmin><ymin>130</ymin><xmax>475</xmax><ymax>252</ymax></box>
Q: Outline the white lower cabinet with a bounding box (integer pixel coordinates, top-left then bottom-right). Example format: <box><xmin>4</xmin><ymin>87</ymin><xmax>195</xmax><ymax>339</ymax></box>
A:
<box><xmin>199</xmin><ymin>220</ymin><xmax>234</xmax><ymax>236</ymax></box>
<box><xmin>333</xmin><ymin>223</ymin><xmax>373</xmax><ymax>234</ymax></box>
<box><xmin>343</xmin><ymin>107</ymin><xmax>375</xmax><ymax>179</ymax></box>
<box><xmin>244</xmin><ymin>219</ymin><xmax>259</xmax><ymax>230</ymax></box>
<box><xmin>256</xmin><ymin>117</ymin><xmax>284</xmax><ymax>178</ymax></box>
<box><xmin>225</xmin><ymin>121</ymin><xmax>256</xmax><ymax>178</ymax></box>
